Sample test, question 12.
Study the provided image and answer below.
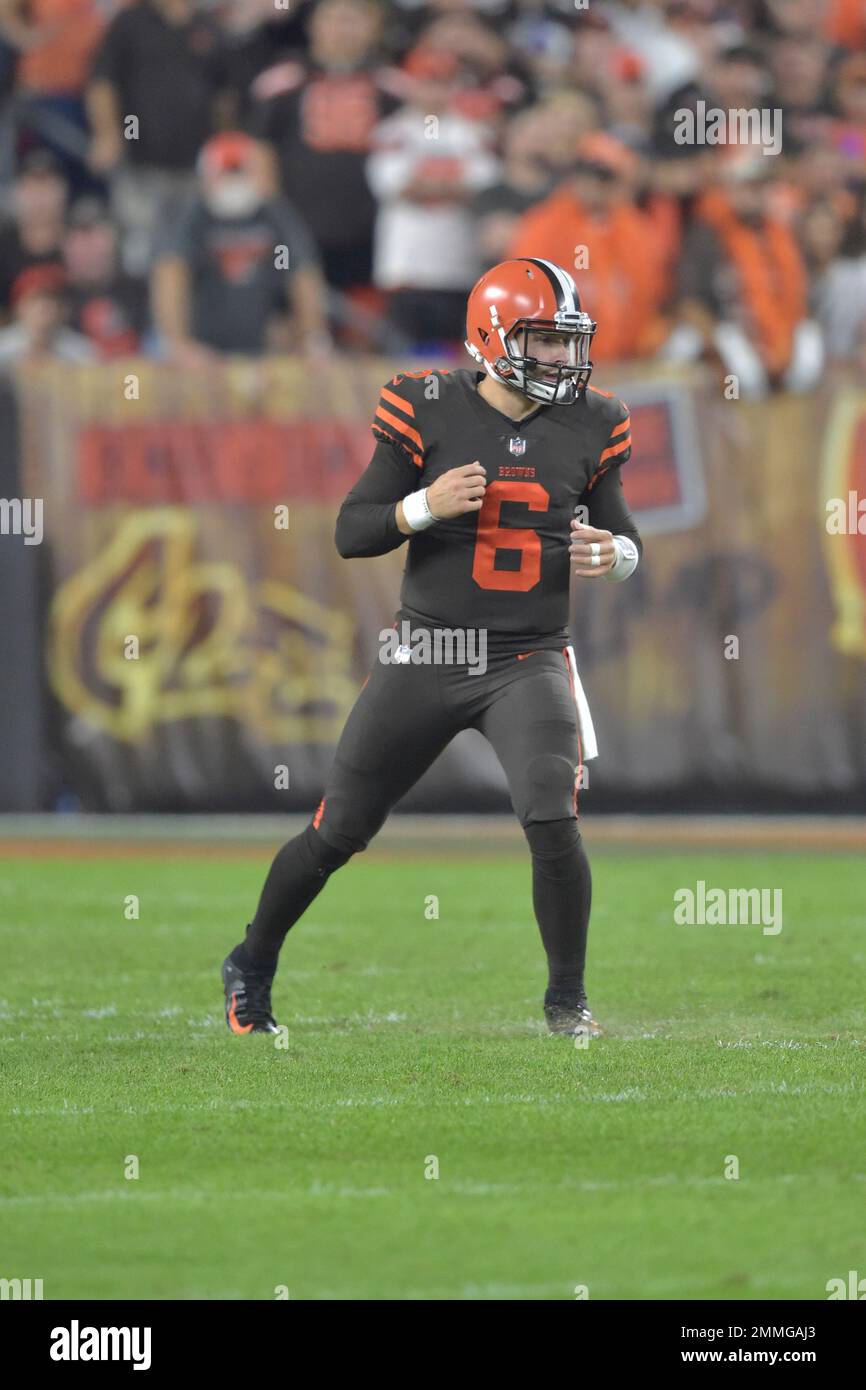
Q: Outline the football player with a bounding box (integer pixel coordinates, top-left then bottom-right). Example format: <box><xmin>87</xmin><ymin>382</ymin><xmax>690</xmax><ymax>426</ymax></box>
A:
<box><xmin>222</xmin><ymin>257</ymin><xmax>641</xmax><ymax>1038</ymax></box>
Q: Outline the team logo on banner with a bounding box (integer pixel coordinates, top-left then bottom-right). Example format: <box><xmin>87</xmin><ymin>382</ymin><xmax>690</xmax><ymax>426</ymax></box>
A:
<box><xmin>49</xmin><ymin>509</ymin><xmax>357</xmax><ymax>742</ymax></box>
<box><xmin>820</xmin><ymin>390</ymin><xmax>866</xmax><ymax>658</ymax></box>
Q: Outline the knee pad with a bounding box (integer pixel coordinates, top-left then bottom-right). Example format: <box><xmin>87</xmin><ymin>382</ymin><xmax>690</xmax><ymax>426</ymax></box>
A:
<box><xmin>522</xmin><ymin>752</ymin><xmax>579</xmax><ymax>825</ymax></box>
<box><xmin>524</xmin><ymin>816</ymin><xmax>581</xmax><ymax>861</ymax></box>
<box><xmin>524</xmin><ymin>817</ymin><xmax>588</xmax><ymax>884</ymax></box>
<box><xmin>297</xmin><ymin>822</ymin><xmax>359</xmax><ymax>877</ymax></box>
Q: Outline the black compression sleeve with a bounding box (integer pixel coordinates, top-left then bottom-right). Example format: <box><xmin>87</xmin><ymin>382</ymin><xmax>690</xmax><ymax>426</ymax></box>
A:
<box><xmin>581</xmin><ymin>466</ymin><xmax>643</xmax><ymax>559</ymax></box>
<box><xmin>334</xmin><ymin>437</ymin><xmax>419</xmax><ymax>559</ymax></box>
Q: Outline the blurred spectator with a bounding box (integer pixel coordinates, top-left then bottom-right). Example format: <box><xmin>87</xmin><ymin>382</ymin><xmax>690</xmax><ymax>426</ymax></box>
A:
<box><xmin>389</xmin><ymin>0</ymin><xmax>514</xmax><ymax>52</ymax></box>
<box><xmin>504</xmin><ymin>4</ymin><xmax>575</xmax><ymax>92</ymax></box>
<box><xmin>394</xmin><ymin>0</ymin><xmax>511</xmax><ymax>15</ymax></box>
<box><xmin>787</xmin><ymin>141</ymin><xmax>853</xmax><ymax>219</ymax></box>
<box><xmin>413</xmin><ymin>10</ymin><xmax>533</xmax><ymax>125</ymax></box>
<box><xmin>0</xmin><ymin>0</ymin><xmax>857</xmax><ymax>384</ymax></box>
<box><xmin>0</xmin><ymin>0</ymin><xmax>108</xmax><ymax>187</ymax></box>
<box><xmin>531</xmin><ymin>90</ymin><xmax>599</xmax><ymax>179</ymax></box>
<box><xmin>0</xmin><ymin>262</ymin><xmax>93</xmax><ymax>364</ymax></box>
<box><xmin>769</xmin><ymin>33</ymin><xmax>832</xmax><ymax>154</ymax></box>
<box><xmin>0</xmin><ymin>0</ymin><xmax>105</xmax><ymax>93</ymax></box>
<box><xmin>806</xmin><ymin>191</ymin><xmax>866</xmax><ymax>367</ymax></box>
<box><xmin>571</xmin><ymin>10</ymin><xmax>620</xmax><ymax>101</ymax></box>
<box><xmin>602</xmin><ymin>51</ymin><xmax>656</xmax><ymax>156</ymax></box>
<box><xmin>801</xmin><ymin>197</ymin><xmax>848</xmax><ymax>285</ymax></box>
<box><xmin>665</xmin><ymin>155</ymin><xmax>824</xmax><ymax>397</ymax></box>
<box><xmin>366</xmin><ymin>45</ymin><xmax>499</xmax><ymax>347</ymax></box>
<box><xmin>662</xmin><ymin>0</ymin><xmax>746</xmax><ymax>63</ymax></box>
<box><xmin>825</xmin><ymin>0</ymin><xmax>866</xmax><ymax>49</ymax></box>
<box><xmin>703</xmin><ymin>42</ymin><xmax>774</xmax><ymax>128</ymax></box>
<box><xmin>0</xmin><ymin>149</ymin><xmax>66</xmax><ymax>318</ymax></box>
<box><xmin>756</xmin><ymin>0</ymin><xmax>866</xmax><ymax>56</ymax></box>
<box><xmin>654</xmin><ymin>43</ymin><xmax>775</xmax><ymax>163</ymax></box>
<box><xmin>151</xmin><ymin>131</ymin><xmax>329</xmax><ymax>363</ymax></box>
<box><xmin>219</xmin><ymin>0</ymin><xmax>313</xmax><ymax>125</ymax></box>
<box><xmin>86</xmin><ymin>0</ymin><xmax>228</xmax><ymax>275</ymax></box>
<box><xmin>757</xmin><ymin>0</ymin><xmax>832</xmax><ymax>41</ymax></box>
<box><xmin>63</xmin><ymin>197</ymin><xmax>147</xmax><ymax>358</ymax></box>
<box><xmin>249</xmin><ymin>0</ymin><xmax>394</xmax><ymax>293</ymax></box>
<box><xmin>508</xmin><ymin>132</ymin><xmax>669</xmax><ymax>360</ymax></box>
<box><xmin>602</xmin><ymin>0</ymin><xmax>702</xmax><ymax>103</ymax></box>
<box><xmin>649</xmin><ymin>39</ymin><xmax>782</xmax><ymax>205</ymax></box>
<box><xmin>471</xmin><ymin>105</ymin><xmax>559</xmax><ymax>269</ymax></box>
<box><xmin>831</xmin><ymin>52</ymin><xmax>866</xmax><ymax>168</ymax></box>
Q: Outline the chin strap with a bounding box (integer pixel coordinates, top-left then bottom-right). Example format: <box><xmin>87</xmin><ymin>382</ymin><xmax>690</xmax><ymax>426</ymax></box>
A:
<box><xmin>469</xmin><ymin>341</ymin><xmax>578</xmax><ymax>406</ymax></box>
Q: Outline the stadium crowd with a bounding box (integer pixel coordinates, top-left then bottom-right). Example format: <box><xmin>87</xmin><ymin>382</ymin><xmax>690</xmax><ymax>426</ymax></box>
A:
<box><xmin>0</xmin><ymin>0</ymin><xmax>865</xmax><ymax>394</ymax></box>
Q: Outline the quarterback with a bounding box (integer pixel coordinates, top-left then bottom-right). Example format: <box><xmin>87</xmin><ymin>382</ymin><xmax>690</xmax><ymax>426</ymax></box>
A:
<box><xmin>221</xmin><ymin>257</ymin><xmax>642</xmax><ymax>1038</ymax></box>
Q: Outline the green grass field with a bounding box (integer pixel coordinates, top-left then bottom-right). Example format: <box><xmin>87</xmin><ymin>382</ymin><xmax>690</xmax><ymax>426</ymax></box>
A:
<box><xmin>2</xmin><ymin>848</ymin><xmax>864</xmax><ymax>1301</ymax></box>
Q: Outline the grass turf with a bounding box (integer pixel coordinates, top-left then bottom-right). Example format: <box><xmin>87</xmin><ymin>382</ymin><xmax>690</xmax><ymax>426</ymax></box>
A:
<box><xmin>2</xmin><ymin>849</ymin><xmax>864</xmax><ymax>1301</ymax></box>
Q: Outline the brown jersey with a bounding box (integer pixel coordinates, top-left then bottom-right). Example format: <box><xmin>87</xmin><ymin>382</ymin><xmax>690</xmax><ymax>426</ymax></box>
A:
<box><xmin>336</xmin><ymin>367</ymin><xmax>638</xmax><ymax>650</ymax></box>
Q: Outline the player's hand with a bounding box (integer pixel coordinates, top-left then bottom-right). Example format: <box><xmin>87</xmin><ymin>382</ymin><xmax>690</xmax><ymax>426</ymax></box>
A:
<box><xmin>426</xmin><ymin>461</ymin><xmax>487</xmax><ymax>519</ymax></box>
<box><xmin>570</xmin><ymin>520</ymin><xmax>616</xmax><ymax>578</ymax></box>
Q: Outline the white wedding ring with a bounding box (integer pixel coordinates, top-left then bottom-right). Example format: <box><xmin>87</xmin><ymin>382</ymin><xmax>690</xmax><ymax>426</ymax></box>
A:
<box><xmin>588</xmin><ymin>542</ymin><xmax>600</xmax><ymax>556</ymax></box>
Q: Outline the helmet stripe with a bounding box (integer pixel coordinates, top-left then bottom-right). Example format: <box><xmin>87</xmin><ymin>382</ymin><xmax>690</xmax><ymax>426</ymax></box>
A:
<box><xmin>523</xmin><ymin>258</ymin><xmax>579</xmax><ymax>314</ymax></box>
<box><xmin>548</xmin><ymin>261</ymin><xmax>580</xmax><ymax>313</ymax></box>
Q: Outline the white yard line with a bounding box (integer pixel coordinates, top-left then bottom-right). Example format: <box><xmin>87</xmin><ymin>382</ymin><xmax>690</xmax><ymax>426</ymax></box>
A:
<box><xmin>6</xmin><ymin>1077</ymin><xmax>864</xmax><ymax>1122</ymax></box>
<box><xmin>0</xmin><ymin>1170</ymin><xmax>847</xmax><ymax>1210</ymax></box>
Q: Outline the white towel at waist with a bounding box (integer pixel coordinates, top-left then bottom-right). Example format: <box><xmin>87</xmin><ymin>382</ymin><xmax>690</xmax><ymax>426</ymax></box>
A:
<box><xmin>564</xmin><ymin>643</ymin><xmax>598</xmax><ymax>762</ymax></box>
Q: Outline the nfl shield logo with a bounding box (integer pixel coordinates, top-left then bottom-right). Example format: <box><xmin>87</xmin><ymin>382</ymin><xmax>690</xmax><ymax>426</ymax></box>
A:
<box><xmin>509</xmin><ymin>437</ymin><xmax>526</xmax><ymax>457</ymax></box>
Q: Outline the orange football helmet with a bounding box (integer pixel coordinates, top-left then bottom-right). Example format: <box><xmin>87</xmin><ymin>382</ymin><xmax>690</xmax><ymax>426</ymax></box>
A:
<box><xmin>465</xmin><ymin>257</ymin><xmax>596</xmax><ymax>405</ymax></box>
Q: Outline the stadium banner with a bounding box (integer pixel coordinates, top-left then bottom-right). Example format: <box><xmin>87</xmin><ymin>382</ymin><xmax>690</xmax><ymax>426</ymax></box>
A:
<box><xmin>15</xmin><ymin>358</ymin><xmax>866</xmax><ymax>812</ymax></box>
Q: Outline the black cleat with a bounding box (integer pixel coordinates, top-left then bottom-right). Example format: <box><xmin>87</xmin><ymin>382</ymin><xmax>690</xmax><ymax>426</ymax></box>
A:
<box><xmin>544</xmin><ymin>987</ymin><xmax>603</xmax><ymax>1038</ymax></box>
<box><xmin>222</xmin><ymin>951</ymin><xmax>280</xmax><ymax>1035</ymax></box>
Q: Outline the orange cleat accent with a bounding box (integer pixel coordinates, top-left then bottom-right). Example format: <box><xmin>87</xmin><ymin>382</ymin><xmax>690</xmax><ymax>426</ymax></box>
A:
<box><xmin>228</xmin><ymin>992</ymin><xmax>254</xmax><ymax>1035</ymax></box>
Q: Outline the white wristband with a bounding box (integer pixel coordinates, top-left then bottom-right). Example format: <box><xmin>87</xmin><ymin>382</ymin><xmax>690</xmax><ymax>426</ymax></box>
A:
<box><xmin>401</xmin><ymin>487</ymin><xmax>440</xmax><ymax>531</ymax></box>
<box><xmin>607</xmin><ymin>534</ymin><xmax>639</xmax><ymax>581</ymax></box>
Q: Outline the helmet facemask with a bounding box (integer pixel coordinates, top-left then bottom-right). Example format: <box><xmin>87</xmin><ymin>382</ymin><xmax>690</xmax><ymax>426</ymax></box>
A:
<box><xmin>490</xmin><ymin>313</ymin><xmax>596</xmax><ymax>405</ymax></box>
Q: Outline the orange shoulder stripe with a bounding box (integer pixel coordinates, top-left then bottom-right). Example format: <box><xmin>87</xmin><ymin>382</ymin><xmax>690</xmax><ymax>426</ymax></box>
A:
<box><xmin>598</xmin><ymin>434</ymin><xmax>632</xmax><ymax>465</ymax></box>
<box><xmin>375</xmin><ymin>406</ymin><xmax>424</xmax><ymax>453</ymax></box>
<box><xmin>380</xmin><ymin>385</ymin><xmax>415</xmax><ymax>418</ymax></box>
<box><xmin>371</xmin><ymin>422</ymin><xmax>423</xmax><ymax>468</ymax></box>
